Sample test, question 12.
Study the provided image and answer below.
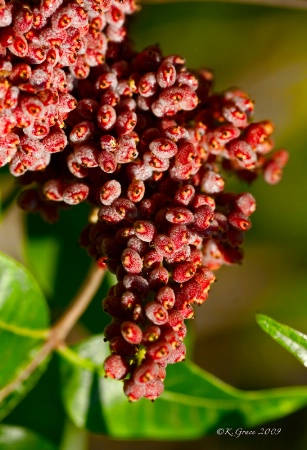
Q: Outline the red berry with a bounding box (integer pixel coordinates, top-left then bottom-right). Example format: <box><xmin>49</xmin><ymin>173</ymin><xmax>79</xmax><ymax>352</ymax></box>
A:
<box><xmin>121</xmin><ymin>321</ymin><xmax>143</xmax><ymax>344</ymax></box>
<box><xmin>104</xmin><ymin>354</ymin><xmax>129</xmax><ymax>380</ymax></box>
<box><xmin>145</xmin><ymin>302</ymin><xmax>168</xmax><ymax>325</ymax></box>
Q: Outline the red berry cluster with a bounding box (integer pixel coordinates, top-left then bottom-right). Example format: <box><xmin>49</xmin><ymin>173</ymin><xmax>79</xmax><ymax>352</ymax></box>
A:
<box><xmin>0</xmin><ymin>0</ymin><xmax>288</xmax><ymax>401</ymax></box>
<box><xmin>0</xmin><ymin>0</ymin><xmax>136</xmax><ymax>177</ymax></box>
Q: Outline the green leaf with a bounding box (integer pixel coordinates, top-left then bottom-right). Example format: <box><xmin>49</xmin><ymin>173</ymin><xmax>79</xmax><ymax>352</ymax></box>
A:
<box><xmin>0</xmin><ymin>425</ymin><xmax>58</xmax><ymax>450</ymax></box>
<box><xmin>3</xmin><ymin>355</ymin><xmax>66</xmax><ymax>447</ymax></box>
<box><xmin>58</xmin><ymin>335</ymin><xmax>307</xmax><ymax>439</ymax></box>
<box><xmin>0</xmin><ymin>252</ymin><xmax>50</xmax><ymax>420</ymax></box>
<box><xmin>256</xmin><ymin>314</ymin><xmax>307</xmax><ymax>367</ymax></box>
<box><xmin>25</xmin><ymin>206</ymin><xmax>91</xmax><ymax>305</ymax></box>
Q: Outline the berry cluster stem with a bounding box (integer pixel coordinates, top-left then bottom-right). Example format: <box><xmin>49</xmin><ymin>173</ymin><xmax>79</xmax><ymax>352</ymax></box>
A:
<box><xmin>0</xmin><ymin>263</ymin><xmax>105</xmax><ymax>403</ymax></box>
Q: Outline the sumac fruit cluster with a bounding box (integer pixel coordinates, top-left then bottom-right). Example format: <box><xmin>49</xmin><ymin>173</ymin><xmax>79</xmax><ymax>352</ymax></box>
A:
<box><xmin>0</xmin><ymin>0</ymin><xmax>288</xmax><ymax>400</ymax></box>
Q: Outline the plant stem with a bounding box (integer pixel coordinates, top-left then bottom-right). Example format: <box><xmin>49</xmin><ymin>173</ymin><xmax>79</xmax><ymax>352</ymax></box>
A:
<box><xmin>0</xmin><ymin>263</ymin><xmax>105</xmax><ymax>403</ymax></box>
<box><xmin>51</xmin><ymin>263</ymin><xmax>105</xmax><ymax>344</ymax></box>
<box><xmin>140</xmin><ymin>0</ymin><xmax>307</xmax><ymax>10</ymax></box>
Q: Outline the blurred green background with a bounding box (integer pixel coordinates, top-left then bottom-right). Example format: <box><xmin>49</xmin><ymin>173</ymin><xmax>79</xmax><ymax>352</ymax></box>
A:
<box><xmin>1</xmin><ymin>1</ymin><xmax>307</xmax><ymax>449</ymax></box>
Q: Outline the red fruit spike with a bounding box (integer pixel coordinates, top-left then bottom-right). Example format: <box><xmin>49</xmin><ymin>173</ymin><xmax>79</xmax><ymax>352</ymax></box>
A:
<box><xmin>121</xmin><ymin>248</ymin><xmax>143</xmax><ymax>274</ymax></box>
<box><xmin>167</xmin><ymin>311</ymin><xmax>184</xmax><ymax>331</ymax></box>
<box><xmin>74</xmin><ymin>144</ymin><xmax>99</xmax><ymax>168</ymax></box>
<box><xmin>109</xmin><ymin>336</ymin><xmax>135</xmax><ymax>357</ymax></box>
<box><xmin>155</xmin><ymin>286</ymin><xmax>175</xmax><ymax>310</ymax></box>
<box><xmin>235</xmin><ymin>192</ymin><xmax>256</xmax><ymax>216</ymax></box>
<box><xmin>77</xmin><ymin>98</ymin><xmax>99</xmax><ymax>120</ymax></box>
<box><xmin>202</xmin><ymin>239</ymin><xmax>225</xmax><ymax>270</ymax></box>
<box><xmin>169</xmin><ymin>225</ymin><xmax>190</xmax><ymax>249</ymax></box>
<box><xmin>154</xmin><ymin>234</ymin><xmax>175</xmax><ymax>257</ymax></box>
<box><xmin>127</xmin><ymin>237</ymin><xmax>148</xmax><ymax>256</ymax></box>
<box><xmin>113</xmin><ymin>198</ymin><xmax>137</xmax><ymax>221</ymax></box>
<box><xmin>194</xmin><ymin>292</ymin><xmax>209</xmax><ymax>305</ymax></box>
<box><xmin>272</xmin><ymin>149</ymin><xmax>289</xmax><ymax>168</ymax></box>
<box><xmin>165</xmin><ymin>207</ymin><xmax>194</xmax><ymax>225</ymax></box>
<box><xmin>165</xmin><ymin>244</ymin><xmax>191</xmax><ymax>264</ymax></box>
<box><xmin>149</xmin><ymin>138</ymin><xmax>178</xmax><ymax>159</ymax></box>
<box><xmin>263</xmin><ymin>160</ymin><xmax>283</xmax><ymax>184</ymax></box>
<box><xmin>192</xmin><ymin>194</ymin><xmax>216</xmax><ymax>210</ymax></box>
<box><xmin>169</xmin><ymin>162</ymin><xmax>194</xmax><ymax>182</ymax></box>
<box><xmin>215</xmin><ymin>124</ymin><xmax>241</xmax><ymax>143</ymax></box>
<box><xmin>245</xmin><ymin>122</ymin><xmax>268</xmax><ymax>146</ymax></box>
<box><xmin>175</xmin><ymin>279</ymin><xmax>202</xmax><ymax>307</ymax></box>
<box><xmin>100</xmin><ymin>88</ymin><xmax>120</xmax><ymax>107</ymax></box>
<box><xmin>227</xmin><ymin>139</ymin><xmax>257</xmax><ymax>169</ymax></box>
<box><xmin>103</xmin><ymin>321</ymin><xmax>121</xmax><ymax>341</ymax></box>
<box><xmin>98</xmin><ymin>150</ymin><xmax>117</xmax><ymax>173</ymax></box>
<box><xmin>100</xmin><ymin>180</ymin><xmax>121</xmax><ymax>206</ymax></box>
<box><xmin>196</xmin><ymin>266</ymin><xmax>216</xmax><ymax>286</ymax></box>
<box><xmin>127</xmin><ymin>180</ymin><xmax>145</xmax><ymax>203</ymax></box>
<box><xmin>138</xmin><ymin>72</ymin><xmax>158</xmax><ymax>97</ymax></box>
<box><xmin>145</xmin><ymin>301</ymin><xmax>168</xmax><ymax>325</ymax></box>
<box><xmin>100</xmin><ymin>135</ymin><xmax>118</xmax><ymax>152</ymax></box>
<box><xmin>98</xmin><ymin>205</ymin><xmax>123</xmax><ymax>223</ymax></box>
<box><xmin>193</xmin><ymin>205</ymin><xmax>214</xmax><ymax>231</ymax></box>
<box><xmin>123</xmin><ymin>379</ymin><xmax>145</xmax><ymax>402</ymax></box>
<box><xmin>127</xmin><ymin>160</ymin><xmax>153</xmax><ymax>181</ymax></box>
<box><xmin>174</xmin><ymin>184</ymin><xmax>195</xmax><ymax>206</ymax></box>
<box><xmin>42</xmin><ymin>131</ymin><xmax>68</xmax><ymax>153</ymax></box>
<box><xmin>146</xmin><ymin>340</ymin><xmax>172</xmax><ymax>362</ymax></box>
<box><xmin>228</xmin><ymin>211</ymin><xmax>251</xmax><ymax>231</ymax></box>
<box><xmin>102</xmin><ymin>295</ymin><xmax>123</xmax><ymax>318</ymax></box>
<box><xmin>97</xmin><ymin>104</ymin><xmax>116</xmax><ymax>130</ymax></box>
<box><xmin>176</xmin><ymin>71</ymin><xmax>199</xmax><ymax>90</ymax></box>
<box><xmin>20</xmin><ymin>95</ymin><xmax>45</xmax><ymax>118</ymax></box>
<box><xmin>143</xmin><ymin>152</ymin><xmax>170</xmax><ymax>172</ymax></box>
<box><xmin>133</xmin><ymin>361</ymin><xmax>160</xmax><ymax>384</ymax></box>
<box><xmin>121</xmin><ymin>291</ymin><xmax>139</xmax><ymax>311</ymax></box>
<box><xmin>115</xmin><ymin>135</ymin><xmax>138</xmax><ymax>163</ymax></box>
<box><xmin>115</xmin><ymin>110</ymin><xmax>137</xmax><ymax>135</ymax></box>
<box><xmin>173</xmin><ymin>261</ymin><xmax>196</xmax><ymax>283</ymax></box>
<box><xmin>157</xmin><ymin>61</ymin><xmax>176</xmax><ymax>88</ymax></box>
<box><xmin>188</xmin><ymin>248</ymin><xmax>203</xmax><ymax>267</ymax></box>
<box><xmin>121</xmin><ymin>321</ymin><xmax>143</xmax><ymax>344</ymax></box>
<box><xmin>143</xmin><ymin>378</ymin><xmax>164</xmax><ymax>400</ymax></box>
<box><xmin>67</xmin><ymin>153</ymin><xmax>89</xmax><ymax>178</ymax></box>
<box><xmin>62</xmin><ymin>183</ymin><xmax>89</xmax><ymax>205</ymax></box>
<box><xmin>133</xmin><ymin>220</ymin><xmax>156</xmax><ymax>243</ymax></box>
<box><xmin>101</xmin><ymin>237</ymin><xmax>122</xmax><ymax>259</ymax></box>
<box><xmin>148</xmin><ymin>266</ymin><xmax>169</xmax><ymax>290</ymax></box>
<box><xmin>104</xmin><ymin>354</ymin><xmax>129</xmax><ymax>380</ymax></box>
<box><xmin>164</xmin><ymin>125</ymin><xmax>189</xmax><ymax>142</ymax></box>
<box><xmin>201</xmin><ymin>170</ymin><xmax>225</xmax><ymax>194</ymax></box>
<box><xmin>123</xmin><ymin>274</ymin><xmax>149</xmax><ymax>296</ymax></box>
<box><xmin>70</xmin><ymin>121</ymin><xmax>95</xmax><ymax>144</ymax></box>
<box><xmin>9</xmin><ymin>34</ymin><xmax>28</xmax><ymax>57</ymax></box>
<box><xmin>143</xmin><ymin>249</ymin><xmax>163</xmax><ymax>270</ymax></box>
<box><xmin>95</xmin><ymin>72</ymin><xmax>118</xmax><ymax>91</ymax></box>
<box><xmin>162</xmin><ymin>329</ymin><xmax>181</xmax><ymax>349</ymax></box>
<box><xmin>115</xmin><ymin>227</ymin><xmax>135</xmax><ymax>243</ymax></box>
<box><xmin>142</xmin><ymin>325</ymin><xmax>161</xmax><ymax>343</ymax></box>
<box><xmin>223</xmin><ymin>104</ymin><xmax>248</xmax><ymax>128</ymax></box>
<box><xmin>43</xmin><ymin>179</ymin><xmax>65</xmax><ymax>201</ymax></box>
<box><xmin>58</xmin><ymin>93</ymin><xmax>77</xmax><ymax>113</ymax></box>
<box><xmin>175</xmin><ymin>141</ymin><xmax>196</xmax><ymax>165</ymax></box>
<box><xmin>166</xmin><ymin>341</ymin><xmax>186</xmax><ymax>364</ymax></box>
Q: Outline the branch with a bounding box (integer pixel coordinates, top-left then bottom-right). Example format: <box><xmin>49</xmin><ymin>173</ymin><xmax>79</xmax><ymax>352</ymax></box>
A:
<box><xmin>51</xmin><ymin>263</ymin><xmax>105</xmax><ymax>344</ymax></box>
<box><xmin>140</xmin><ymin>0</ymin><xmax>307</xmax><ymax>10</ymax></box>
<box><xmin>0</xmin><ymin>263</ymin><xmax>105</xmax><ymax>403</ymax></box>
